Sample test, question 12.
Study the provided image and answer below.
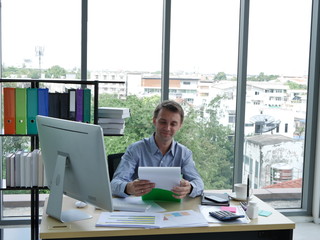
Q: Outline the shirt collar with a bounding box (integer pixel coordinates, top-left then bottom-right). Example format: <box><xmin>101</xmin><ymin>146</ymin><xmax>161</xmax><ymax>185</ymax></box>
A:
<box><xmin>150</xmin><ymin>133</ymin><xmax>176</xmax><ymax>157</ymax></box>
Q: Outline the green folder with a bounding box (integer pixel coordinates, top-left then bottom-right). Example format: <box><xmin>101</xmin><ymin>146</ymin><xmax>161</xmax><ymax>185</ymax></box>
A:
<box><xmin>83</xmin><ymin>88</ymin><xmax>91</xmax><ymax>123</ymax></box>
<box><xmin>15</xmin><ymin>88</ymin><xmax>27</xmax><ymax>134</ymax></box>
<box><xmin>142</xmin><ymin>188</ymin><xmax>181</xmax><ymax>202</ymax></box>
<box><xmin>27</xmin><ymin>88</ymin><xmax>38</xmax><ymax>134</ymax></box>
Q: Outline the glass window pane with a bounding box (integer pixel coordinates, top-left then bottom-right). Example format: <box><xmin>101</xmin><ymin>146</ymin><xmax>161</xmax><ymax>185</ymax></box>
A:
<box><xmin>2</xmin><ymin>0</ymin><xmax>81</xmax><ymax>79</ymax></box>
<box><xmin>88</xmin><ymin>0</ymin><xmax>162</xmax><ymax>73</ymax></box>
<box><xmin>1</xmin><ymin>0</ymin><xmax>81</xmax><ymax>221</ymax></box>
<box><xmin>88</xmin><ymin>1</ymin><xmax>163</xmax><ymax>154</ymax></box>
<box><xmin>170</xmin><ymin>0</ymin><xmax>240</xmax><ymax>190</ymax></box>
<box><xmin>245</xmin><ymin>0</ymin><xmax>312</xmax><ymax>209</ymax></box>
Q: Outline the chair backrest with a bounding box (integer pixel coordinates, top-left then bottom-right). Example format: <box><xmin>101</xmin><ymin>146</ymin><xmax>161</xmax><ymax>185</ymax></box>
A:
<box><xmin>107</xmin><ymin>153</ymin><xmax>124</xmax><ymax>181</ymax></box>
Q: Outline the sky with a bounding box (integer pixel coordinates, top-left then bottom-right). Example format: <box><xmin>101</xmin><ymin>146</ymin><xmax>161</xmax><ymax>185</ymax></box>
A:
<box><xmin>1</xmin><ymin>0</ymin><xmax>312</xmax><ymax>76</ymax></box>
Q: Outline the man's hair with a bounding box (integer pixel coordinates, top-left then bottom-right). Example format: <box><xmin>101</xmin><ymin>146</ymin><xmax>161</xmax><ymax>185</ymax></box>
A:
<box><xmin>153</xmin><ymin>100</ymin><xmax>184</xmax><ymax>123</ymax></box>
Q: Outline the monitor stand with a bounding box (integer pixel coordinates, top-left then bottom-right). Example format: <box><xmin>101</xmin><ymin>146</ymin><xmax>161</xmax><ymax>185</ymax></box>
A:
<box><xmin>46</xmin><ymin>153</ymin><xmax>92</xmax><ymax>222</ymax></box>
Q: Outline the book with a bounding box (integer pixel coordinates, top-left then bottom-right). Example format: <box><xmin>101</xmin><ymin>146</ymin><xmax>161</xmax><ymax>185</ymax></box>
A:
<box><xmin>98</xmin><ymin>118</ymin><xmax>125</xmax><ymax>124</ymax></box>
<box><xmin>38</xmin><ymin>88</ymin><xmax>49</xmax><ymax>116</ymax></box>
<box><xmin>27</xmin><ymin>88</ymin><xmax>38</xmax><ymax>134</ymax></box>
<box><xmin>15</xmin><ymin>88</ymin><xmax>27</xmax><ymax>134</ymax></box>
<box><xmin>10</xmin><ymin>154</ymin><xmax>15</xmax><ymax>187</ymax></box>
<box><xmin>48</xmin><ymin>92</ymin><xmax>60</xmax><ymax>118</ymax></box>
<box><xmin>25</xmin><ymin>152</ymin><xmax>33</xmax><ymax>187</ymax></box>
<box><xmin>102</xmin><ymin>128</ymin><xmax>124</xmax><ymax>135</ymax></box>
<box><xmin>5</xmin><ymin>153</ymin><xmax>14</xmax><ymax>187</ymax></box>
<box><xmin>20</xmin><ymin>152</ymin><xmax>28</xmax><ymax>187</ymax></box>
<box><xmin>76</xmin><ymin>89</ymin><xmax>84</xmax><ymax>121</ymax></box>
<box><xmin>38</xmin><ymin>151</ymin><xmax>45</xmax><ymax>187</ymax></box>
<box><xmin>98</xmin><ymin>122</ymin><xmax>125</xmax><ymax>129</ymax></box>
<box><xmin>83</xmin><ymin>88</ymin><xmax>91</xmax><ymax>123</ymax></box>
<box><xmin>14</xmin><ymin>150</ymin><xmax>23</xmax><ymax>187</ymax></box>
<box><xmin>68</xmin><ymin>89</ymin><xmax>76</xmax><ymax>120</ymax></box>
<box><xmin>201</xmin><ymin>193</ymin><xmax>230</xmax><ymax>206</ymax></box>
<box><xmin>98</xmin><ymin>107</ymin><xmax>130</xmax><ymax>119</ymax></box>
<box><xmin>3</xmin><ymin>88</ymin><xmax>16</xmax><ymax>134</ymax></box>
<box><xmin>59</xmin><ymin>92</ymin><xmax>69</xmax><ymax>120</ymax></box>
<box><xmin>31</xmin><ymin>149</ymin><xmax>40</xmax><ymax>187</ymax></box>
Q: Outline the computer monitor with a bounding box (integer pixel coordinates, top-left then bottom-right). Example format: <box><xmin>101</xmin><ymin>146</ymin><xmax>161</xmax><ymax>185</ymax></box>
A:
<box><xmin>36</xmin><ymin>115</ymin><xmax>113</xmax><ymax>222</ymax></box>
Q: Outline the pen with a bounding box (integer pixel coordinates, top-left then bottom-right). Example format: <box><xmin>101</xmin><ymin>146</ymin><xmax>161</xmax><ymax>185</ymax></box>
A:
<box><xmin>247</xmin><ymin>175</ymin><xmax>250</xmax><ymax>204</ymax></box>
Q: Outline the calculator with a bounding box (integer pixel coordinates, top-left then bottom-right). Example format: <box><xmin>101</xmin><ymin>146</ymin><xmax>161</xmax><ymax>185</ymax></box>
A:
<box><xmin>209</xmin><ymin>210</ymin><xmax>245</xmax><ymax>221</ymax></box>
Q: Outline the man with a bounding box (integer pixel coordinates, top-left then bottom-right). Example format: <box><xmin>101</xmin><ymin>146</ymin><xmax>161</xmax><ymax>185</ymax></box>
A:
<box><xmin>111</xmin><ymin>100</ymin><xmax>204</xmax><ymax>199</ymax></box>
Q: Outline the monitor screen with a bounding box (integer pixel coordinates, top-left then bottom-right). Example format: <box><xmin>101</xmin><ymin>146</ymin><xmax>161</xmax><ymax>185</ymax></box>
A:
<box><xmin>36</xmin><ymin>115</ymin><xmax>113</xmax><ymax>222</ymax></box>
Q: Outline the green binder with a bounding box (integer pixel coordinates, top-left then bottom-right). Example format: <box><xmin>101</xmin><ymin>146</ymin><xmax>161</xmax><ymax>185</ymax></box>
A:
<box><xmin>27</xmin><ymin>88</ymin><xmax>38</xmax><ymax>134</ymax></box>
<box><xmin>15</xmin><ymin>88</ymin><xmax>27</xmax><ymax>134</ymax></box>
<box><xmin>83</xmin><ymin>88</ymin><xmax>91</xmax><ymax>123</ymax></box>
<box><xmin>142</xmin><ymin>188</ymin><xmax>181</xmax><ymax>202</ymax></box>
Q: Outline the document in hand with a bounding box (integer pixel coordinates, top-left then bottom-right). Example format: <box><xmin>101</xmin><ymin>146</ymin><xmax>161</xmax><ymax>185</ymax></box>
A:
<box><xmin>138</xmin><ymin>167</ymin><xmax>181</xmax><ymax>202</ymax></box>
<box><xmin>96</xmin><ymin>212</ymin><xmax>163</xmax><ymax>228</ymax></box>
<box><xmin>138</xmin><ymin>167</ymin><xmax>181</xmax><ymax>191</ymax></box>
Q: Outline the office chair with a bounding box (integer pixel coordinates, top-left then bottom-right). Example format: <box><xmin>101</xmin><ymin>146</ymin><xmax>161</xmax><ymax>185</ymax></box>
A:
<box><xmin>107</xmin><ymin>153</ymin><xmax>124</xmax><ymax>181</ymax></box>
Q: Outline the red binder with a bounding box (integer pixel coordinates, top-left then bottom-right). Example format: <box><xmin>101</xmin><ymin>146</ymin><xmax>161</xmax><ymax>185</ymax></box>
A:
<box><xmin>3</xmin><ymin>88</ymin><xmax>16</xmax><ymax>134</ymax></box>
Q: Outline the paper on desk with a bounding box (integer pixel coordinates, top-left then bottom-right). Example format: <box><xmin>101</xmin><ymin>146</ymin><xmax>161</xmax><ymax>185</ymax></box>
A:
<box><xmin>199</xmin><ymin>205</ymin><xmax>251</xmax><ymax>224</ymax></box>
<box><xmin>96</xmin><ymin>211</ymin><xmax>163</xmax><ymax>228</ymax></box>
<box><xmin>160</xmin><ymin>210</ymin><xmax>209</xmax><ymax>228</ymax></box>
<box><xmin>138</xmin><ymin>167</ymin><xmax>181</xmax><ymax>191</ymax></box>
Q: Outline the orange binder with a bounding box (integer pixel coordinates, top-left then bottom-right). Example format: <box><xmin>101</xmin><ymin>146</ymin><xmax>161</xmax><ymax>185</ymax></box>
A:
<box><xmin>3</xmin><ymin>88</ymin><xmax>16</xmax><ymax>134</ymax></box>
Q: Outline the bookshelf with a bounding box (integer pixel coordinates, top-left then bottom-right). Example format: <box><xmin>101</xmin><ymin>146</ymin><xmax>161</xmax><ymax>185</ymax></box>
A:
<box><xmin>0</xmin><ymin>78</ymin><xmax>124</xmax><ymax>240</ymax></box>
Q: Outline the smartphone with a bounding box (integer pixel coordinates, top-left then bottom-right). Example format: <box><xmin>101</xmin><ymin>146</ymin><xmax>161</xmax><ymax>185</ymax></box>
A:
<box><xmin>204</xmin><ymin>195</ymin><xmax>228</xmax><ymax>203</ymax></box>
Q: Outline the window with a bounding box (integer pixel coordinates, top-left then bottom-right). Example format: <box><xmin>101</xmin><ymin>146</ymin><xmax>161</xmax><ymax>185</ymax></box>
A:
<box><xmin>170</xmin><ymin>0</ymin><xmax>240</xmax><ymax>190</ymax></box>
<box><xmin>245</xmin><ymin>0</ymin><xmax>312</xmax><ymax>209</ymax></box>
<box><xmin>1</xmin><ymin>0</ymin><xmax>81</xmax><ymax>222</ymax></box>
<box><xmin>0</xmin><ymin>0</ymin><xmax>317</xmax><ymax>227</ymax></box>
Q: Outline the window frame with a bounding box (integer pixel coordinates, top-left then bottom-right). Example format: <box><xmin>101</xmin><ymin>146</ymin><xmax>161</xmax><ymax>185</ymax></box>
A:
<box><xmin>0</xmin><ymin>0</ymin><xmax>318</xmax><ymax>226</ymax></box>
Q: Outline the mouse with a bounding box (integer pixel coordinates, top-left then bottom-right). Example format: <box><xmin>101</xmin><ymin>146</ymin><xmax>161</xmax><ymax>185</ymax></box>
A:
<box><xmin>75</xmin><ymin>201</ymin><xmax>87</xmax><ymax>208</ymax></box>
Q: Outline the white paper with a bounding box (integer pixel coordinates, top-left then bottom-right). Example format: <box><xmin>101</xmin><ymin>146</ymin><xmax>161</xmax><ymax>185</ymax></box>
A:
<box><xmin>138</xmin><ymin>167</ymin><xmax>181</xmax><ymax>191</ymax></box>
<box><xmin>160</xmin><ymin>210</ymin><xmax>209</xmax><ymax>228</ymax></box>
<box><xmin>199</xmin><ymin>205</ymin><xmax>251</xmax><ymax>224</ymax></box>
<box><xmin>96</xmin><ymin>211</ymin><xmax>163</xmax><ymax>228</ymax></box>
<box><xmin>112</xmin><ymin>197</ymin><xmax>151</xmax><ymax>212</ymax></box>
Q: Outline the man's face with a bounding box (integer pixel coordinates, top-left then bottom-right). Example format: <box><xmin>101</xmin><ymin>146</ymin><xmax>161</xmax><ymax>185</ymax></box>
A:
<box><xmin>153</xmin><ymin>108</ymin><xmax>182</xmax><ymax>142</ymax></box>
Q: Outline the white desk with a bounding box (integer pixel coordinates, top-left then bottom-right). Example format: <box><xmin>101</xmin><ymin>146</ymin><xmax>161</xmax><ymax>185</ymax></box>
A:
<box><xmin>40</xmin><ymin>195</ymin><xmax>295</xmax><ymax>240</ymax></box>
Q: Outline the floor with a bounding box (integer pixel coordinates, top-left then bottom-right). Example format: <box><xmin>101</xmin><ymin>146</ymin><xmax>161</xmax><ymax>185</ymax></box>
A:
<box><xmin>292</xmin><ymin>222</ymin><xmax>320</xmax><ymax>240</ymax></box>
<box><xmin>1</xmin><ymin>221</ymin><xmax>320</xmax><ymax>240</ymax></box>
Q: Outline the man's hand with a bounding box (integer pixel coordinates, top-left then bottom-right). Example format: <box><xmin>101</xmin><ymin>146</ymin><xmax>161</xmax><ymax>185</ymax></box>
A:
<box><xmin>171</xmin><ymin>179</ymin><xmax>192</xmax><ymax>199</ymax></box>
<box><xmin>125</xmin><ymin>179</ymin><xmax>155</xmax><ymax>196</ymax></box>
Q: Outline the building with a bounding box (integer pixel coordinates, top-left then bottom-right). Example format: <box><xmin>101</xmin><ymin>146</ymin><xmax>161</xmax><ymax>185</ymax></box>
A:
<box><xmin>243</xmin><ymin>134</ymin><xmax>303</xmax><ymax>188</ymax></box>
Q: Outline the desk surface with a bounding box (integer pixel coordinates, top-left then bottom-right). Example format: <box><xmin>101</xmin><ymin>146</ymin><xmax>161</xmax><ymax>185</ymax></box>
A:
<box><xmin>40</xmin><ymin>194</ymin><xmax>295</xmax><ymax>239</ymax></box>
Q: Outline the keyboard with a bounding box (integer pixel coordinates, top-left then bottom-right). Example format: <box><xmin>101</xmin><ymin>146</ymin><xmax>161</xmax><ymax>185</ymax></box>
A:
<box><xmin>112</xmin><ymin>198</ymin><xmax>151</xmax><ymax>212</ymax></box>
<box><xmin>209</xmin><ymin>210</ymin><xmax>245</xmax><ymax>221</ymax></box>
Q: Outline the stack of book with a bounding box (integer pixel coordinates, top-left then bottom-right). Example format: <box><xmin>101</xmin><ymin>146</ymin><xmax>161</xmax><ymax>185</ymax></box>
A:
<box><xmin>98</xmin><ymin>107</ymin><xmax>130</xmax><ymax>135</ymax></box>
<box><xmin>5</xmin><ymin>149</ymin><xmax>47</xmax><ymax>188</ymax></box>
<box><xmin>3</xmin><ymin>87</ymin><xmax>91</xmax><ymax>135</ymax></box>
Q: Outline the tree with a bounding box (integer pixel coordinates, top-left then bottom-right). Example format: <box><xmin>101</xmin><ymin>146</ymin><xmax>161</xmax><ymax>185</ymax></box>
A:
<box><xmin>214</xmin><ymin>72</ymin><xmax>227</xmax><ymax>81</ymax></box>
<box><xmin>98</xmin><ymin>94</ymin><xmax>234</xmax><ymax>190</ymax></box>
<box><xmin>286</xmin><ymin>81</ymin><xmax>307</xmax><ymax>90</ymax></box>
<box><xmin>247</xmin><ymin>72</ymin><xmax>279</xmax><ymax>81</ymax></box>
<box><xmin>2</xmin><ymin>65</ymin><xmax>40</xmax><ymax>79</ymax></box>
<box><xmin>45</xmin><ymin>65</ymin><xmax>67</xmax><ymax>78</ymax></box>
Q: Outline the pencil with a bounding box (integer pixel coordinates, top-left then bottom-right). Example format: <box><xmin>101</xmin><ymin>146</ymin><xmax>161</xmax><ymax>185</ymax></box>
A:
<box><xmin>247</xmin><ymin>175</ymin><xmax>250</xmax><ymax>203</ymax></box>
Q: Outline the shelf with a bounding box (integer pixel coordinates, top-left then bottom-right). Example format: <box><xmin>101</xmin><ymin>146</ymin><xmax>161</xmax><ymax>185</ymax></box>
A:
<box><xmin>1</xmin><ymin>179</ymin><xmax>47</xmax><ymax>191</ymax></box>
<box><xmin>0</xmin><ymin>78</ymin><xmax>124</xmax><ymax>240</ymax></box>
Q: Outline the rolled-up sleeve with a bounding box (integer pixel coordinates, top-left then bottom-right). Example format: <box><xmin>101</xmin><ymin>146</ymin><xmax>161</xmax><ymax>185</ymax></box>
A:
<box><xmin>111</xmin><ymin>145</ymin><xmax>138</xmax><ymax>197</ymax></box>
<box><xmin>180</xmin><ymin>150</ymin><xmax>204</xmax><ymax>198</ymax></box>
